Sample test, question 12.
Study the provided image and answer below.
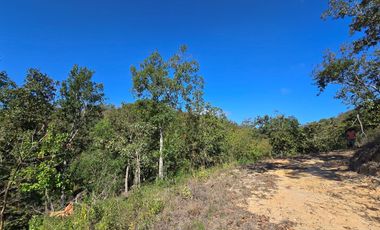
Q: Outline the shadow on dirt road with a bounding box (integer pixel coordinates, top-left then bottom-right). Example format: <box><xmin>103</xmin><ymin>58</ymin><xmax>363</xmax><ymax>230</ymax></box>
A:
<box><xmin>241</xmin><ymin>151</ymin><xmax>380</xmax><ymax>230</ymax></box>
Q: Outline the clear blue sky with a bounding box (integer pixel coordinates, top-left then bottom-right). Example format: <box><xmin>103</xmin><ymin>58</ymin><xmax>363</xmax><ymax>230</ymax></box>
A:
<box><xmin>0</xmin><ymin>0</ymin><xmax>352</xmax><ymax>124</ymax></box>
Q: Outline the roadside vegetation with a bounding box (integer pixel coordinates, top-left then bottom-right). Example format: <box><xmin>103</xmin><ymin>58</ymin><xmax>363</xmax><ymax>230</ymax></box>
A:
<box><xmin>0</xmin><ymin>0</ymin><xmax>379</xmax><ymax>229</ymax></box>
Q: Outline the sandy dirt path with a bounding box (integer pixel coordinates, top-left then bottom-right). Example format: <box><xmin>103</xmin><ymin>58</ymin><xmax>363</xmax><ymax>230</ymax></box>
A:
<box><xmin>154</xmin><ymin>150</ymin><xmax>380</xmax><ymax>229</ymax></box>
<box><xmin>243</xmin><ymin>151</ymin><xmax>380</xmax><ymax>230</ymax></box>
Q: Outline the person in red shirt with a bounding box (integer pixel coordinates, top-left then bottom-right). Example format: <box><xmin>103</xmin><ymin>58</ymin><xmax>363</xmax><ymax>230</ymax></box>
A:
<box><xmin>346</xmin><ymin>128</ymin><xmax>356</xmax><ymax>148</ymax></box>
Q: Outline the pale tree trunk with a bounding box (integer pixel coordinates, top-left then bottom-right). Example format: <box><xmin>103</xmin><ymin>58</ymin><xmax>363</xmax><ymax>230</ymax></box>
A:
<box><xmin>134</xmin><ymin>151</ymin><xmax>141</xmax><ymax>187</ymax></box>
<box><xmin>124</xmin><ymin>163</ymin><xmax>130</xmax><ymax>196</ymax></box>
<box><xmin>60</xmin><ymin>190</ymin><xmax>65</xmax><ymax>209</ymax></box>
<box><xmin>44</xmin><ymin>189</ymin><xmax>49</xmax><ymax>213</ymax></box>
<box><xmin>158</xmin><ymin>128</ymin><xmax>164</xmax><ymax>179</ymax></box>
<box><xmin>44</xmin><ymin>188</ymin><xmax>54</xmax><ymax>213</ymax></box>
<box><xmin>0</xmin><ymin>180</ymin><xmax>12</xmax><ymax>230</ymax></box>
<box><xmin>60</xmin><ymin>160</ymin><xmax>67</xmax><ymax>208</ymax></box>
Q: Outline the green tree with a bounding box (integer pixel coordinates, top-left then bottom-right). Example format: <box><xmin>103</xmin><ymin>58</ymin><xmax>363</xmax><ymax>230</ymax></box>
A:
<box><xmin>107</xmin><ymin>103</ymin><xmax>155</xmax><ymax>194</ymax></box>
<box><xmin>71</xmin><ymin>102</ymin><xmax>156</xmax><ymax>199</ymax></box>
<box><xmin>197</xmin><ymin>105</ymin><xmax>227</xmax><ymax>167</ymax></box>
<box><xmin>314</xmin><ymin>0</ymin><xmax>379</xmax><ymax>113</ymax></box>
<box><xmin>254</xmin><ymin>115</ymin><xmax>304</xmax><ymax>156</ymax></box>
<box><xmin>58</xmin><ymin>65</ymin><xmax>104</xmax><ymax>150</ymax></box>
<box><xmin>0</xmin><ymin>72</ymin><xmax>16</xmax><ymax>110</ymax></box>
<box><xmin>313</xmin><ymin>48</ymin><xmax>379</xmax><ymax>105</ymax></box>
<box><xmin>70</xmin><ymin>117</ymin><xmax>124</xmax><ymax>199</ymax></box>
<box><xmin>56</xmin><ymin>65</ymin><xmax>104</xmax><ymax>206</ymax></box>
<box><xmin>0</xmin><ymin>70</ymin><xmax>57</xmax><ymax>230</ymax></box>
<box><xmin>302</xmin><ymin>116</ymin><xmax>348</xmax><ymax>152</ymax></box>
<box><xmin>131</xmin><ymin>45</ymin><xmax>204</xmax><ymax>179</ymax></box>
<box><xmin>226</xmin><ymin>121</ymin><xmax>272</xmax><ymax>163</ymax></box>
<box><xmin>323</xmin><ymin>0</ymin><xmax>379</xmax><ymax>53</ymax></box>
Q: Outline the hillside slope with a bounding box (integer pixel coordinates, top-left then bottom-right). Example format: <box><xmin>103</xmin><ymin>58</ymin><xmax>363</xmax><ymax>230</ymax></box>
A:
<box><xmin>350</xmin><ymin>137</ymin><xmax>380</xmax><ymax>176</ymax></box>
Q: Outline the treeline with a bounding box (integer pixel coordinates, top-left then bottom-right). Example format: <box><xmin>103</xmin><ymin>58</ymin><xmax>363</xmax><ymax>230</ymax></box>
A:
<box><xmin>1</xmin><ymin>46</ymin><xmax>371</xmax><ymax>229</ymax></box>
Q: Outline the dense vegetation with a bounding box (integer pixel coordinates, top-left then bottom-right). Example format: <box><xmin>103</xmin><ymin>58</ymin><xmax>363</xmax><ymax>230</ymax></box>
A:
<box><xmin>0</xmin><ymin>0</ymin><xmax>378</xmax><ymax>229</ymax></box>
<box><xmin>0</xmin><ymin>49</ymin><xmax>368</xmax><ymax>230</ymax></box>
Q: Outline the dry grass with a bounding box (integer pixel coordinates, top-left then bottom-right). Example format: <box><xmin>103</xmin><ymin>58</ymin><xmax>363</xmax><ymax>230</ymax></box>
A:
<box><xmin>153</xmin><ymin>166</ymin><xmax>294</xmax><ymax>230</ymax></box>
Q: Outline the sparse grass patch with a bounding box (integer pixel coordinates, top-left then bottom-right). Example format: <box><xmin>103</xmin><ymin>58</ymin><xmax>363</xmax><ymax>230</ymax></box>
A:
<box><xmin>179</xmin><ymin>185</ymin><xmax>193</xmax><ymax>199</ymax></box>
<box><xmin>189</xmin><ymin>220</ymin><xmax>206</xmax><ymax>230</ymax></box>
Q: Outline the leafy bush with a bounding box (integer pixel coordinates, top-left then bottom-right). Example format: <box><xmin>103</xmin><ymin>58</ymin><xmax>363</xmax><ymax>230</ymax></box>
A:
<box><xmin>31</xmin><ymin>184</ymin><xmax>167</xmax><ymax>230</ymax></box>
<box><xmin>251</xmin><ymin>115</ymin><xmax>304</xmax><ymax>157</ymax></box>
<box><xmin>226</xmin><ymin>124</ymin><xmax>272</xmax><ymax>163</ymax></box>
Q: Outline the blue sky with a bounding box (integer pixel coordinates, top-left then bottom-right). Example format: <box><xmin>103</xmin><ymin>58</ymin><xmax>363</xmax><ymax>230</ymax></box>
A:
<box><xmin>0</xmin><ymin>0</ymin><xmax>352</xmax><ymax>124</ymax></box>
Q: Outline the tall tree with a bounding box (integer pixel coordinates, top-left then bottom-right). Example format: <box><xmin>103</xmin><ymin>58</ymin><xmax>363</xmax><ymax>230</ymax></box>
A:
<box><xmin>131</xmin><ymin>45</ymin><xmax>204</xmax><ymax>179</ymax></box>
<box><xmin>322</xmin><ymin>0</ymin><xmax>380</xmax><ymax>53</ymax></box>
<box><xmin>313</xmin><ymin>0</ymin><xmax>380</xmax><ymax>114</ymax></box>
<box><xmin>58</xmin><ymin>65</ymin><xmax>104</xmax><ymax>148</ymax></box>
<box><xmin>0</xmin><ymin>69</ymin><xmax>57</xmax><ymax>230</ymax></box>
<box><xmin>56</xmin><ymin>65</ymin><xmax>104</xmax><ymax>206</ymax></box>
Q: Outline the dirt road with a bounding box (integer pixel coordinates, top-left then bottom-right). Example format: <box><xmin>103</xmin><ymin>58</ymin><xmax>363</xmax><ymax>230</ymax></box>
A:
<box><xmin>243</xmin><ymin>151</ymin><xmax>380</xmax><ymax>230</ymax></box>
<box><xmin>155</xmin><ymin>150</ymin><xmax>380</xmax><ymax>229</ymax></box>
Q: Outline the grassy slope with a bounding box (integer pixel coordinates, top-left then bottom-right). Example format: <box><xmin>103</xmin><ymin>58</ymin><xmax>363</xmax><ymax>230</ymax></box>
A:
<box><xmin>30</xmin><ymin>163</ymin><xmax>238</xmax><ymax>230</ymax></box>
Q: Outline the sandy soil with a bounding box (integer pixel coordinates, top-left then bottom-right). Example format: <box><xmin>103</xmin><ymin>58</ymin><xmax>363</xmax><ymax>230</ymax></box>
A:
<box><xmin>243</xmin><ymin>151</ymin><xmax>380</xmax><ymax>230</ymax></box>
<box><xmin>154</xmin><ymin>150</ymin><xmax>380</xmax><ymax>229</ymax></box>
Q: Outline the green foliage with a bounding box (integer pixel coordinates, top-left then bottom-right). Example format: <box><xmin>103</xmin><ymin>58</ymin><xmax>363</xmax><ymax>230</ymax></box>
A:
<box><xmin>0</xmin><ymin>66</ymin><xmax>104</xmax><ymax>229</ymax></box>
<box><xmin>355</xmin><ymin>100</ymin><xmax>380</xmax><ymax>128</ymax></box>
<box><xmin>1</xmin><ymin>45</ymin><xmax>376</xmax><ymax>230</ymax></box>
<box><xmin>31</xmin><ymin>187</ymin><xmax>165</xmax><ymax>230</ymax></box>
<box><xmin>302</xmin><ymin>116</ymin><xmax>348</xmax><ymax>152</ymax></box>
<box><xmin>131</xmin><ymin>46</ymin><xmax>205</xmax><ymax>179</ymax></box>
<box><xmin>58</xmin><ymin>65</ymin><xmax>104</xmax><ymax>153</ymax></box>
<box><xmin>315</xmin><ymin>0</ymin><xmax>379</xmax><ymax>111</ymax></box>
<box><xmin>32</xmin><ymin>161</ymin><xmax>234</xmax><ymax>230</ymax></box>
<box><xmin>180</xmin><ymin>185</ymin><xmax>193</xmax><ymax>199</ymax></box>
<box><xmin>252</xmin><ymin>115</ymin><xmax>304</xmax><ymax>156</ymax></box>
<box><xmin>313</xmin><ymin>48</ymin><xmax>380</xmax><ymax>106</ymax></box>
<box><xmin>70</xmin><ymin>148</ymin><xmax>124</xmax><ymax>198</ymax></box>
<box><xmin>131</xmin><ymin>45</ymin><xmax>204</xmax><ymax>112</ymax></box>
<box><xmin>0</xmin><ymin>69</ymin><xmax>60</xmax><ymax>229</ymax></box>
<box><xmin>19</xmin><ymin>161</ymin><xmax>59</xmax><ymax>193</ymax></box>
<box><xmin>323</xmin><ymin>0</ymin><xmax>380</xmax><ymax>53</ymax></box>
<box><xmin>226</xmin><ymin>120</ymin><xmax>272</xmax><ymax>163</ymax></box>
<box><xmin>196</xmin><ymin>105</ymin><xmax>228</xmax><ymax>166</ymax></box>
<box><xmin>0</xmin><ymin>71</ymin><xmax>16</xmax><ymax>109</ymax></box>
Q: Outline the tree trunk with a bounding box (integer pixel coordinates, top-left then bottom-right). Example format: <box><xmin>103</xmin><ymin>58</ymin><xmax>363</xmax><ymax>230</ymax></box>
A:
<box><xmin>44</xmin><ymin>188</ymin><xmax>54</xmax><ymax>213</ymax></box>
<box><xmin>158</xmin><ymin>128</ymin><xmax>164</xmax><ymax>179</ymax></box>
<box><xmin>60</xmin><ymin>160</ymin><xmax>67</xmax><ymax>208</ymax></box>
<box><xmin>0</xmin><ymin>180</ymin><xmax>12</xmax><ymax>230</ymax></box>
<box><xmin>124</xmin><ymin>163</ymin><xmax>130</xmax><ymax>196</ymax></box>
<box><xmin>0</xmin><ymin>164</ymin><xmax>20</xmax><ymax>230</ymax></box>
<box><xmin>60</xmin><ymin>190</ymin><xmax>65</xmax><ymax>209</ymax></box>
<box><xmin>44</xmin><ymin>189</ymin><xmax>49</xmax><ymax>213</ymax></box>
<box><xmin>357</xmin><ymin>114</ymin><xmax>367</xmax><ymax>138</ymax></box>
<box><xmin>134</xmin><ymin>151</ymin><xmax>141</xmax><ymax>188</ymax></box>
